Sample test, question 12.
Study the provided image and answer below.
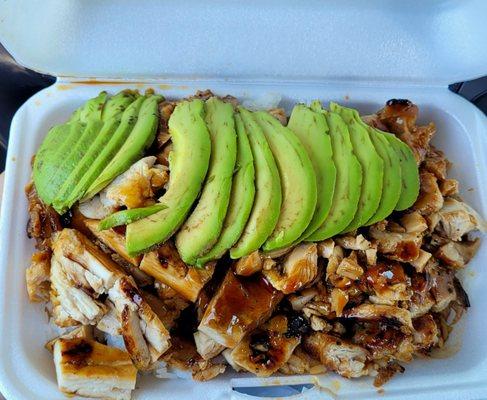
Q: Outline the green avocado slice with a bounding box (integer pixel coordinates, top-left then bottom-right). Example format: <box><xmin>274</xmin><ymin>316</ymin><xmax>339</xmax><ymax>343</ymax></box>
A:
<box><xmin>196</xmin><ymin>113</ymin><xmax>255</xmax><ymax>266</ymax></box>
<box><xmin>287</xmin><ymin>104</ymin><xmax>336</xmax><ymax>241</ymax></box>
<box><xmin>77</xmin><ymin>91</ymin><xmax>108</xmax><ymax>123</ymax></box>
<box><xmin>52</xmin><ymin>92</ymin><xmax>137</xmax><ymax>213</ymax></box>
<box><xmin>230</xmin><ymin>108</ymin><xmax>281</xmax><ymax>259</ymax></box>
<box><xmin>306</xmin><ymin>105</ymin><xmax>362</xmax><ymax>241</ymax></box>
<box><xmin>85</xmin><ymin>95</ymin><xmax>162</xmax><ymax>198</ymax></box>
<box><xmin>361</xmin><ymin>125</ymin><xmax>402</xmax><ymax>225</ymax></box>
<box><xmin>382</xmin><ymin>133</ymin><xmax>420</xmax><ymax>211</ymax></box>
<box><xmin>80</xmin><ymin>96</ymin><xmax>145</xmax><ymax>201</ymax></box>
<box><xmin>330</xmin><ymin>103</ymin><xmax>384</xmax><ymax>231</ymax></box>
<box><xmin>175</xmin><ymin>97</ymin><xmax>237</xmax><ymax>265</ymax></box>
<box><xmin>33</xmin><ymin>123</ymin><xmax>73</xmax><ymax>204</ymax></box>
<box><xmin>253</xmin><ymin>111</ymin><xmax>317</xmax><ymax>251</ymax></box>
<box><xmin>126</xmin><ymin>99</ymin><xmax>211</xmax><ymax>256</ymax></box>
<box><xmin>99</xmin><ymin>204</ymin><xmax>167</xmax><ymax>230</ymax></box>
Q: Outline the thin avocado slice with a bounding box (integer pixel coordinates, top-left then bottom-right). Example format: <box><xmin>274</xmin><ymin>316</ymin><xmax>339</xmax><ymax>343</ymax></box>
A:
<box><xmin>306</xmin><ymin>105</ymin><xmax>362</xmax><ymax>241</ymax></box>
<box><xmin>230</xmin><ymin>108</ymin><xmax>281</xmax><ymax>259</ymax></box>
<box><xmin>126</xmin><ymin>99</ymin><xmax>211</xmax><ymax>255</ymax></box>
<box><xmin>99</xmin><ymin>203</ymin><xmax>167</xmax><ymax>230</ymax></box>
<box><xmin>175</xmin><ymin>97</ymin><xmax>237</xmax><ymax>265</ymax></box>
<box><xmin>253</xmin><ymin>111</ymin><xmax>317</xmax><ymax>251</ymax></box>
<box><xmin>79</xmin><ymin>96</ymin><xmax>145</xmax><ymax>201</ymax></box>
<box><xmin>382</xmin><ymin>133</ymin><xmax>419</xmax><ymax>210</ymax></box>
<box><xmin>77</xmin><ymin>91</ymin><xmax>108</xmax><ymax>123</ymax></box>
<box><xmin>53</xmin><ymin>92</ymin><xmax>137</xmax><ymax>213</ymax></box>
<box><xmin>287</xmin><ymin>104</ymin><xmax>336</xmax><ymax>241</ymax></box>
<box><xmin>362</xmin><ymin>127</ymin><xmax>402</xmax><ymax>225</ymax></box>
<box><xmin>330</xmin><ymin>102</ymin><xmax>384</xmax><ymax>231</ymax></box>
<box><xmin>86</xmin><ymin>95</ymin><xmax>162</xmax><ymax>198</ymax></box>
<box><xmin>33</xmin><ymin>124</ymin><xmax>73</xmax><ymax>204</ymax></box>
<box><xmin>196</xmin><ymin>113</ymin><xmax>256</xmax><ymax>266</ymax></box>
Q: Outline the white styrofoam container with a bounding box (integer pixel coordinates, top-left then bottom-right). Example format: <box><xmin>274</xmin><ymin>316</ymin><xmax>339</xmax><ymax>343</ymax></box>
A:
<box><xmin>0</xmin><ymin>1</ymin><xmax>486</xmax><ymax>399</ymax></box>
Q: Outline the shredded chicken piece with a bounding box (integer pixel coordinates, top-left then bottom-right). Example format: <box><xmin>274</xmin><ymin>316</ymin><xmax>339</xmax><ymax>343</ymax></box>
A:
<box><xmin>304</xmin><ymin>332</ymin><xmax>370</xmax><ymax>378</ymax></box>
<box><xmin>288</xmin><ymin>287</ymin><xmax>319</xmax><ymax>311</ymax></box>
<box><xmin>423</xmin><ymin>146</ymin><xmax>449</xmax><ymax>181</ymax></box>
<box><xmin>330</xmin><ymin>288</ymin><xmax>349</xmax><ymax>317</ymax></box>
<box><xmin>317</xmin><ymin>239</ymin><xmax>335</xmax><ymax>258</ymax></box>
<box><xmin>440</xmin><ymin>179</ymin><xmax>459</xmax><ymax>196</ymax></box>
<box><xmin>108</xmin><ymin>276</ymin><xmax>171</xmax><ymax>370</ymax></box>
<box><xmin>230</xmin><ymin>315</ymin><xmax>301</xmax><ymax>377</ymax></box>
<box><xmin>234</xmin><ymin>250</ymin><xmax>263</xmax><ymax>276</ymax></box>
<box><xmin>263</xmin><ymin>243</ymin><xmax>318</xmax><ymax>294</ymax></box>
<box><xmin>336</xmin><ymin>235</ymin><xmax>372</xmax><ymax>251</ymax></box>
<box><xmin>369</xmin><ymin>225</ymin><xmax>422</xmax><ymax>263</ymax></box>
<box><xmin>194</xmin><ymin>331</ymin><xmax>225</xmax><ymax>361</ymax></box>
<box><xmin>435</xmin><ymin>239</ymin><xmax>480</xmax><ymax>269</ymax></box>
<box><xmin>336</xmin><ymin>251</ymin><xmax>364</xmax><ymax>280</ymax></box>
<box><xmin>408</xmin><ymin>272</ymin><xmax>435</xmax><ymax>318</ymax></box>
<box><xmin>25</xmin><ymin>181</ymin><xmax>62</xmax><ymax>250</ymax></box>
<box><xmin>53</xmin><ymin>338</ymin><xmax>137</xmax><ymax>400</ymax></box>
<box><xmin>413</xmin><ymin>171</ymin><xmax>444</xmax><ymax>215</ymax></box>
<box><xmin>102</xmin><ymin>156</ymin><xmax>168</xmax><ymax>209</ymax></box>
<box><xmin>412</xmin><ymin>314</ymin><xmax>439</xmax><ymax>352</ymax></box>
<box><xmin>26</xmin><ymin>250</ymin><xmax>51</xmax><ymax>302</ymax></box>
<box><xmin>344</xmin><ymin>304</ymin><xmax>413</xmax><ymax>331</ymax></box>
<box><xmin>279</xmin><ymin>347</ymin><xmax>326</xmax><ymax>375</ymax></box>
<box><xmin>400</xmin><ymin>212</ymin><xmax>428</xmax><ymax>233</ymax></box>
<box><xmin>437</xmin><ymin>198</ymin><xmax>486</xmax><ymax>241</ymax></box>
<box><xmin>97</xmin><ymin>300</ymin><xmax>121</xmax><ymax>336</ymax></box>
<box><xmin>427</xmin><ymin>263</ymin><xmax>457</xmax><ymax>312</ymax></box>
<box><xmin>79</xmin><ymin>193</ymin><xmax>117</xmax><ymax>220</ymax></box>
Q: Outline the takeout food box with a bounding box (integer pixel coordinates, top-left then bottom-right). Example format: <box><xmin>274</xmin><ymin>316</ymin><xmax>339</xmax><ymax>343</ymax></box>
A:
<box><xmin>0</xmin><ymin>1</ymin><xmax>486</xmax><ymax>399</ymax></box>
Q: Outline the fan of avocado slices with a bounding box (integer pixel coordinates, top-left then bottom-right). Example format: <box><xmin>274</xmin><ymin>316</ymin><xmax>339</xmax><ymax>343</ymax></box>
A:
<box><xmin>32</xmin><ymin>91</ymin><xmax>420</xmax><ymax>264</ymax></box>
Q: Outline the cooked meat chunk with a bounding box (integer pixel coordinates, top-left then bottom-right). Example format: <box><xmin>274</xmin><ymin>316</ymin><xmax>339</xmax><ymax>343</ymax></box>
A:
<box><xmin>408</xmin><ymin>249</ymin><xmax>432</xmax><ymax>272</ymax></box>
<box><xmin>46</xmin><ymin>325</ymin><xmax>94</xmax><ymax>352</ymax></box>
<box><xmin>194</xmin><ymin>331</ymin><xmax>225</xmax><ymax>360</ymax></box>
<box><xmin>198</xmin><ymin>271</ymin><xmax>283</xmax><ymax>348</ymax></box>
<box><xmin>108</xmin><ymin>276</ymin><xmax>171</xmax><ymax>370</ymax></box>
<box><xmin>304</xmin><ymin>332</ymin><xmax>370</xmax><ymax>378</ymax></box>
<box><xmin>374</xmin><ymin>362</ymin><xmax>405</xmax><ymax>387</ymax></box>
<box><xmin>336</xmin><ymin>251</ymin><xmax>364</xmax><ymax>280</ymax></box>
<box><xmin>440</xmin><ymin>179</ymin><xmax>459</xmax><ymax>196</ymax></box>
<box><xmin>140</xmin><ymin>243</ymin><xmax>215</xmax><ymax>302</ymax></box>
<box><xmin>192</xmin><ymin>363</ymin><xmax>226</xmax><ymax>382</ymax></box>
<box><xmin>279</xmin><ymin>347</ymin><xmax>326</xmax><ymax>375</ymax></box>
<box><xmin>25</xmin><ymin>181</ymin><xmax>62</xmax><ymax>250</ymax></box>
<box><xmin>153</xmin><ymin>281</ymin><xmax>190</xmax><ymax>329</ymax></box>
<box><xmin>413</xmin><ymin>172</ymin><xmax>444</xmax><ymax>215</ymax></box>
<box><xmin>427</xmin><ymin>264</ymin><xmax>457</xmax><ymax>312</ymax></box>
<box><xmin>317</xmin><ymin>239</ymin><xmax>335</xmax><ymax>258</ymax></box>
<box><xmin>330</xmin><ymin>288</ymin><xmax>349</xmax><ymax>317</ymax></box>
<box><xmin>344</xmin><ymin>304</ymin><xmax>413</xmax><ymax>331</ymax></box>
<box><xmin>288</xmin><ymin>288</ymin><xmax>319</xmax><ymax>311</ymax></box>
<box><xmin>53</xmin><ymin>338</ymin><xmax>137</xmax><ymax>400</ymax></box>
<box><xmin>26</xmin><ymin>250</ymin><xmax>51</xmax><ymax>302</ymax></box>
<box><xmin>78</xmin><ymin>193</ymin><xmax>117</xmax><ymax>220</ymax></box>
<box><xmin>231</xmin><ymin>315</ymin><xmax>300</xmax><ymax>377</ymax></box>
<box><xmin>263</xmin><ymin>243</ymin><xmax>318</xmax><ymax>294</ymax></box>
<box><xmin>84</xmin><ymin>219</ymin><xmax>141</xmax><ymax>266</ymax></box>
<box><xmin>408</xmin><ymin>272</ymin><xmax>435</xmax><ymax>318</ymax></box>
<box><xmin>400</xmin><ymin>212</ymin><xmax>428</xmax><ymax>233</ymax></box>
<box><xmin>235</xmin><ymin>250</ymin><xmax>263</xmax><ymax>276</ymax></box>
<box><xmin>435</xmin><ymin>239</ymin><xmax>480</xmax><ymax>269</ymax></box>
<box><xmin>96</xmin><ymin>300</ymin><xmax>121</xmax><ymax>336</ymax></box>
<box><xmin>352</xmin><ymin>322</ymin><xmax>414</xmax><ymax>363</ymax></box>
<box><xmin>369</xmin><ymin>225</ymin><xmax>422</xmax><ymax>263</ymax></box>
<box><xmin>102</xmin><ymin>156</ymin><xmax>168</xmax><ymax>209</ymax></box>
<box><xmin>365</xmin><ymin>262</ymin><xmax>411</xmax><ymax>305</ymax></box>
<box><xmin>437</xmin><ymin>198</ymin><xmax>486</xmax><ymax>241</ymax></box>
<box><xmin>423</xmin><ymin>146</ymin><xmax>449</xmax><ymax>181</ymax></box>
<box><xmin>336</xmin><ymin>235</ymin><xmax>372</xmax><ymax>251</ymax></box>
<box><xmin>412</xmin><ymin>314</ymin><xmax>439</xmax><ymax>352</ymax></box>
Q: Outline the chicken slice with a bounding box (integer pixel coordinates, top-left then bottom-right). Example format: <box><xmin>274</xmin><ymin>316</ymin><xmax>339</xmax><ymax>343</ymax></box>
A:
<box><xmin>365</xmin><ymin>262</ymin><xmax>411</xmax><ymax>305</ymax></box>
<box><xmin>108</xmin><ymin>276</ymin><xmax>171</xmax><ymax>370</ymax></box>
<box><xmin>303</xmin><ymin>332</ymin><xmax>370</xmax><ymax>378</ymax></box>
<box><xmin>235</xmin><ymin>251</ymin><xmax>263</xmax><ymax>276</ymax></box>
<box><xmin>412</xmin><ymin>314</ymin><xmax>439</xmax><ymax>352</ymax></box>
<box><xmin>408</xmin><ymin>272</ymin><xmax>435</xmax><ymax>318</ymax></box>
<box><xmin>102</xmin><ymin>156</ymin><xmax>168</xmax><ymax>209</ymax></box>
<box><xmin>46</xmin><ymin>325</ymin><xmax>94</xmax><ymax>352</ymax></box>
<box><xmin>97</xmin><ymin>300</ymin><xmax>122</xmax><ymax>336</ymax></box>
<box><xmin>231</xmin><ymin>315</ymin><xmax>301</xmax><ymax>377</ymax></box>
<box><xmin>53</xmin><ymin>338</ymin><xmax>137</xmax><ymax>400</ymax></box>
<box><xmin>198</xmin><ymin>270</ymin><xmax>283</xmax><ymax>348</ymax></box>
<box><xmin>343</xmin><ymin>304</ymin><xmax>413</xmax><ymax>331</ymax></box>
<box><xmin>435</xmin><ymin>239</ymin><xmax>480</xmax><ymax>269</ymax></box>
<box><xmin>263</xmin><ymin>243</ymin><xmax>318</xmax><ymax>294</ymax></box>
<box><xmin>427</xmin><ymin>263</ymin><xmax>457</xmax><ymax>312</ymax></box>
<box><xmin>194</xmin><ymin>331</ymin><xmax>225</xmax><ymax>360</ymax></box>
<box><xmin>413</xmin><ymin>171</ymin><xmax>444</xmax><ymax>216</ymax></box>
<box><xmin>140</xmin><ymin>243</ymin><xmax>215</xmax><ymax>302</ymax></box>
<box><xmin>423</xmin><ymin>146</ymin><xmax>449</xmax><ymax>180</ymax></box>
<box><xmin>26</xmin><ymin>250</ymin><xmax>51</xmax><ymax>302</ymax></box>
<box><xmin>336</xmin><ymin>235</ymin><xmax>372</xmax><ymax>251</ymax></box>
<box><xmin>84</xmin><ymin>219</ymin><xmax>142</xmax><ymax>266</ymax></box>
<box><xmin>437</xmin><ymin>198</ymin><xmax>486</xmax><ymax>241</ymax></box>
<box><xmin>369</xmin><ymin>225</ymin><xmax>422</xmax><ymax>263</ymax></box>
<box><xmin>78</xmin><ymin>193</ymin><xmax>117</xmax><ymax>220</ymax></box>
<box><xmin>400</xmin><ymin>212</ymin><xmax>428</xmax><ymax>234</ymax></box>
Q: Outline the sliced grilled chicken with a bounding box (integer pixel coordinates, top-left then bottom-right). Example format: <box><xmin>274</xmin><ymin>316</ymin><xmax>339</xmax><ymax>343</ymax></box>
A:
<box><xmin>369</xmin><ymin>225</ymin><xmax>423</xmax><ymax>263</ymax></box>
<box><xmin>413</xmin><ymin>171</ymin><xmax>444</xmax><ymax>216</ymax></box>
<box><xmin>435</xmin><ymin>239</ymin><xmax>480</xmax><ymax>269</ymax></box>
<box><xmin>102</xmin><ymin>156</ymin><xmax>168</xmax><ymax>209</ymax></box>
<box><xmin>140</xmin><ymin>243</ymin><xmax>215</xmax><ymax>302</ymax></box>
<box><xmin>365</xmin><ymin>263</ymin><xmax>411</xmax><ymax>305</ymax></box>
<box><xmin>263</xmin><ymin>243</ymin><xmax>318</xmax><ymax>294</ymax></box>
<box><xmin>412</xmin><ymin>314</ymin><xmax>439</xmax><ymax>352</ymax></box>
<box><xmin>108</xmin><ymin>276</ymin><xmax>171</xmax><ymax>370</ymax></box>
<box><xmin>437</xmin><ymin>198</ymin><xmax>486</xmax><ymax>241</ymax></box>
<box><xmin>46</xmin><ymin>325</ymin><xmax>94</xmax><ymax>352</ymax></box>
<box><xmin>303</xmin><ymin>332</ymin><xmax>370</xmax><ymax>378</ymax></box>
<box><xmin>343</xmin><ymin>304</ymin><xmax>413</xmax><ymax>331</ymax></box>
<box><xmin>198</xmin><ymin>271</ymin><xmax>283</xmax><ymax>348</ymax></box>
<box><xmin>235</xmin><ymin>251</ymin><xmax>263</xmax><ymax>276</ymax></box>
<box><xmin>26</xmin><ymin>250</ymin><xmax>51</xmax><ymax>302</ymax></box>
<box><xmin>194</xmin><ymin>331</ymin><xmax>225</xmax><ymax>360</ymax></box>
<box><xmin>97</xmin><ymin>300</ymin><xmax>122</xmax><ymax>336</ymax></box>
<box><xmin>230</xmin><ymin>315</ymin><xmax>300</xmax><ymax>377</ymax></box>
<box><xmin>79</xmin><ymin>193</ymin><xmax>117</xmax><ymax>220</ymax></box>
<box><xmin>53</xmin><ymin>338</ymin><xmax>137</xmax><ymax>400</ymax></box>
<box><xmin>84</xmin><ymin>219</ymin><xmax>142</xmax><ymax>266</ymax></box>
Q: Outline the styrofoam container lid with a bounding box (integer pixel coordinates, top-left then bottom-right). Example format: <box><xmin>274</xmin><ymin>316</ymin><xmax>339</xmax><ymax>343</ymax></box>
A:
<box><xmin>0</xmin><ymin>0</ymin><xmax>486</xmax><ymax>84</ymax></box>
